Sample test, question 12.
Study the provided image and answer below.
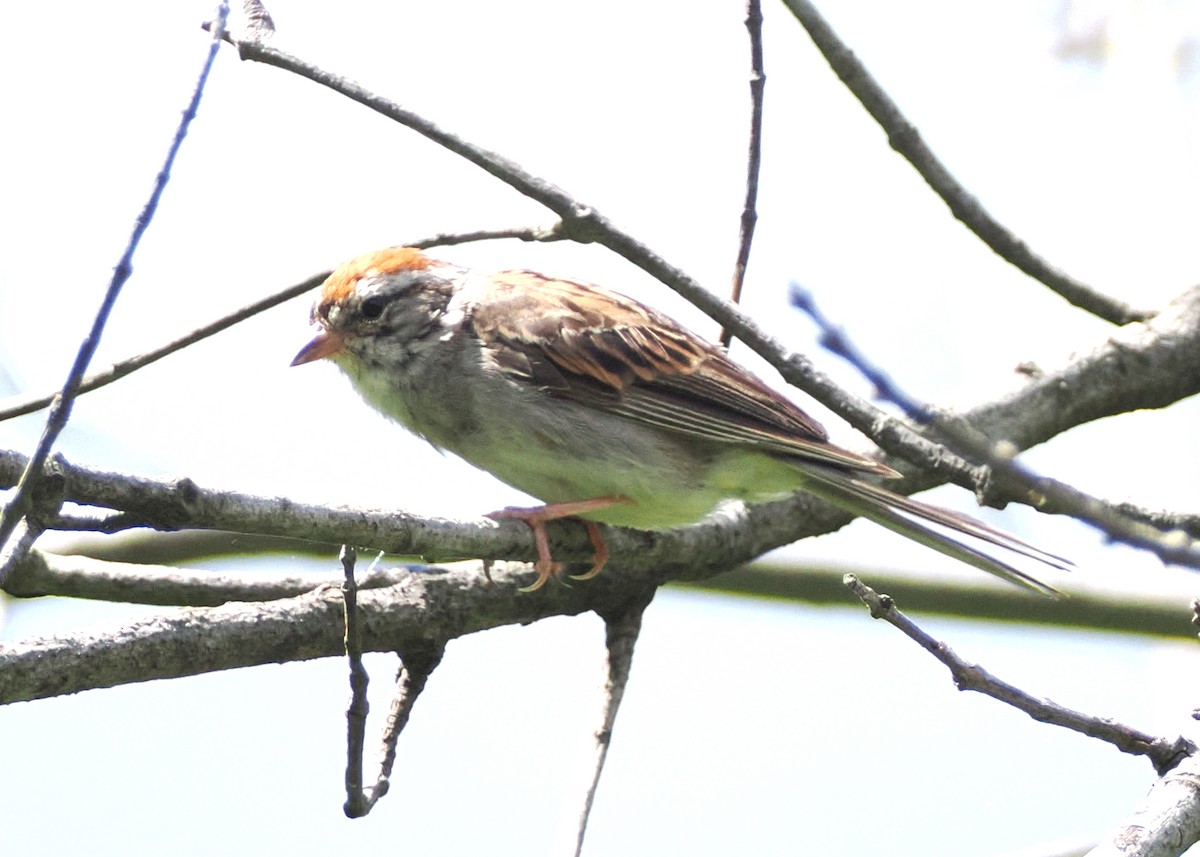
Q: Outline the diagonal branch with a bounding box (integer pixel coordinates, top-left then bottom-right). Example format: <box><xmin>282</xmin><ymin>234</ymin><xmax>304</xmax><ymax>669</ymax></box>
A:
<box><xmin>0</xmin><ymin>5</ymin><xmax>230</xmax><ymax>554</ymax></box>
<box><xmin>778</xmin><ymin>0</ymin><xmax>1151</xmax><ymax>326</ymax></box>
<box><xmin>844</xmin><ymin>574</ymin><xmax>1194</xmax><ymax>775</ymax></box>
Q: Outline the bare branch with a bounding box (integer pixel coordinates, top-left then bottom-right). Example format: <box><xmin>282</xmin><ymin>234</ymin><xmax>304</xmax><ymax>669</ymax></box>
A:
<box><xmin>720</xmin><ymin>0</ymin><xmax>766</xmax><ymax>349</ymax></box>
<box><xmin>0</xmin><ymin>562</ymin><xmax>609</xmax><ymax>705</ymax></box>
<box><xmin>967</xmin><ymin>286</ymin><xmax>1200</xmax><ymax>452</ymax></box>
<box><xmin>343</xmin><ymin>545</ymin><xmax>444</xmax><ymax>818</ymax></box>
<box><xmin>0</xmin><ymin>5</ymin><xmax>230</xmax><ymax>552</ymax></box>
<box><xmin>844</xmin><ymin>574</ymin><xmax>1195</xmax><ymax>775</ymax></box>
<box><xmin>1087</xmin><ymin>750</ymin><xmax>1200</xmax><ymax>856</ymax></box>
<box><xmin>778</xmin><ymin>0</ymin><xmax>1151</xmax><ymax>326</ymax></box>
<box><xmin>0</xmin><ymin>447</ymin><xmax>892</xmax><ymax>592</ymax></box>
<box><xmin>572</xmin><ymin>587</ymin><xmax>656</xmax><ymax>853</ymax></box>
<box><xmin>1</xmin><ymin>547</ymin><xmax>436</xmax><ymax>606</ymax></box>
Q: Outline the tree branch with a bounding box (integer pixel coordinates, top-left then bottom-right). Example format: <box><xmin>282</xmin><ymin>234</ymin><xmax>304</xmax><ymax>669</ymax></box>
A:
<box><xmin>0</xmin><ymin>5</ymin><xmax>229</xmax><ymax>553</ymax></box>
<box><xmin>572</xmin><ymin>586</ymin><xmax>655</xmax><ymax>853</ymax></box>
<box><xmin>0</xmin><ymin>561</ymin><xmax>620</xmax><ymax>705</ymax></box>
<box><xmin>844</xmin><ymin>574</ymin><xmax>1194</xmax><ymax>775</ymax></box>
<box><xmin>778</xmin><ymin>0</ymin><xmax>1151</xmax><ymax>326</ymax></box>
<box><xmin>2</xmin><ymin>546</ymin><xmax>437</xmax><ymax>606</ymax></box>
<box><xmin>720</xmin><ymin>0</ymin><xmax>766</xmax><ymax>349</ymax></box>
<box><xmin>1086</xmin><ymin>750</ymin><xmax>1200</xmax><ymax>856</ymax></box>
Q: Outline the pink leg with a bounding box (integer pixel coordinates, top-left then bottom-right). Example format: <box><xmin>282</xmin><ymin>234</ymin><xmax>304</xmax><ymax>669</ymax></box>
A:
<box><xmin>485</xmin><ymin>496</ymin><xmax>633</xmax><ymax>592</ymax></box>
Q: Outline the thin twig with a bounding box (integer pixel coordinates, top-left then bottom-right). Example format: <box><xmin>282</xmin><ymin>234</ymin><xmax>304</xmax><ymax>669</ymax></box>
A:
<box><xmin>356</xmin><ymin>641</ymin><xmax>444</xmax><ymax>816</ymax></box>
<box><xmin>720</xmin><ymin>0</ymin><xmax>765</xmax><ymax>349</ymax></box>
<box><xmin>843</xmin><ymin>574</ymin><xmax>1195</xmax><ymax>775</ymax></box>
<box><xmin>0</xmin><ymin>4</ymin><xmax>230</xmax><ymax>553</ymax></box>
<box><xmin>343</xmin><ymin>546</ymin><xmax>443</xmax><ymax>818</ymax></box>
<box><xmin>777</xmin><ymin>0</ymin><xmax>1151</xmax><ymax>326</ymax></box>
<box><xmin>0</xmin><ymin>272</ymin><xmax>323</xmax><ymax>423</ymax></box>
<box><xmin>341</xmin><ymin>546</ymin><xmax>372</xmax><ymax>816</ymax></box>
<box><xmin>0</xmin><ymin>225</ymin><xmax>561</xmax><ymax>423</ymax></box>
<box><xmin>573</xmin><ymin>587</ymin><xmax>656</xmax><ymax>854</ymax></box>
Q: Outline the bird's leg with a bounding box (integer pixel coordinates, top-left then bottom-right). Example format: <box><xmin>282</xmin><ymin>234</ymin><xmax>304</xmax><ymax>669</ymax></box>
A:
<box><xmin>485</xmin><ymin>496</ymin><xmax>633</xmax><ymax>592</ymax></box>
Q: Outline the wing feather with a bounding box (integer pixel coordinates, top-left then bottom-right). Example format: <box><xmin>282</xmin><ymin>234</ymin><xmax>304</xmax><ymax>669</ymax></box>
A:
<box><xmin>468</xmin><ymin>270</ymin><xmax>895</xmax><ymax>478</ymax></box>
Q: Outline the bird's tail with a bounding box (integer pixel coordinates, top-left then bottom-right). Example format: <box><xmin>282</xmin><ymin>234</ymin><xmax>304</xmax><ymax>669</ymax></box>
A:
<box><xmin>800</xmin><ymin>468</ymin><xmax>1070</xmax><ymax>597</ymax></box>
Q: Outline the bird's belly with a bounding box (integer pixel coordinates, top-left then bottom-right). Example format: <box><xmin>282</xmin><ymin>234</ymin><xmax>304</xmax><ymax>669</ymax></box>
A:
<box><xmin>453</xmin><ymin>413</ymin><xmax>812</xmax><ymax>529</ymax></box>
<box><xmin>341</xmin><ymin>358</ymin><xmax>806</xmax><ymax>529</ymax></box>
<box><xmin>453</xmin><ymin>408</ymin><xmax>725</xmax><ymax>528</ymax></box>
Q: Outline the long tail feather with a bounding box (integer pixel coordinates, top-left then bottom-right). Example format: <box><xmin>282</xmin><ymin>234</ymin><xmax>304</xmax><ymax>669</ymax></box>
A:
<box><xmin>800</xmin><ymin>468</ymin><xmax>1069</xmax><ymax>598</ymax></box>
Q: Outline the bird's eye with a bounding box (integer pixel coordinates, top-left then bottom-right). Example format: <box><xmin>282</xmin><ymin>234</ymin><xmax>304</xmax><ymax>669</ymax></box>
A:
<box><xmin>360</xmin><ymin>295</ymin><xmax>388</xmax><ymax>320</ymax></box>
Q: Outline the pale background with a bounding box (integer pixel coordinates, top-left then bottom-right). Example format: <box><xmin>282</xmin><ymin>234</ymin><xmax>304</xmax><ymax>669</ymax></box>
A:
<box><xmin>2</xmin><ymin>1</ymin><xmax>1200</xmax><ymax>854</ymax></box>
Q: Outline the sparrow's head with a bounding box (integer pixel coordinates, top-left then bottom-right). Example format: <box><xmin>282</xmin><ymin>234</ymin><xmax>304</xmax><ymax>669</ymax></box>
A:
<box><xmin>291</xmin><ymin>247</ymin><xmax>460</xmax><ymax>369</ymax></box>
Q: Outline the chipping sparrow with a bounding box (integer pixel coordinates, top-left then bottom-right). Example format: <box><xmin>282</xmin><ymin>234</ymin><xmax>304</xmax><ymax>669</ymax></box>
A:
<box><xmin>293</xmin><ymin>247</ymin><xmax>1065</xmax><ymax>594</ymax></box>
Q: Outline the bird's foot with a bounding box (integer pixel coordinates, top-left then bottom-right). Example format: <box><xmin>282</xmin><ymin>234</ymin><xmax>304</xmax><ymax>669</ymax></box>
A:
<box><xmin>485</xmin><ymin>496</ymin><xmax>633</xmax><ymax>592</ymax></box>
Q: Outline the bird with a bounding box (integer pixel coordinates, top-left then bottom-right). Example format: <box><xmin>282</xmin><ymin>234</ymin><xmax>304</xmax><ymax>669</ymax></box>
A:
<box><xmin>292</xmin><ymin>246</ymin><xmax>1067</xmax><ymax>595</ymax></box>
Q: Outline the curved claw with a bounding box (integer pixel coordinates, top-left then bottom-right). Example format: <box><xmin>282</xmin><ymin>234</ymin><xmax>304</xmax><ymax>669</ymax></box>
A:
<box><xmin>517</xmin><ymin>559</ymin><xmax>562</xmax><ymax>593</ymax></box>
<box><xmin>566</xmin><ymin>520</ymin><xmax>608</xmax><ymax>581</ymax></box>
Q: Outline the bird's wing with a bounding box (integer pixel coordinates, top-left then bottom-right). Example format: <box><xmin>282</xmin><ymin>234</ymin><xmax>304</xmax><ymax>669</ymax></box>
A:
<box><xmin>468</xmin><ymin>270</ymin><xmax>896</xmax><ymax>477</ymax></box>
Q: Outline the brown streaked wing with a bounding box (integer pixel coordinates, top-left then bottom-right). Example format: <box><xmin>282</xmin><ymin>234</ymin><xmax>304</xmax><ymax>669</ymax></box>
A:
<box><xmin>470</xmin><ymin>271</ymin><xmax>709</xmax><ymax>390</ymax></box>
<box><xmin>470</xmin><ymin>270</ymin><xmax>895</xmax><ymax>477</ymax></box>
